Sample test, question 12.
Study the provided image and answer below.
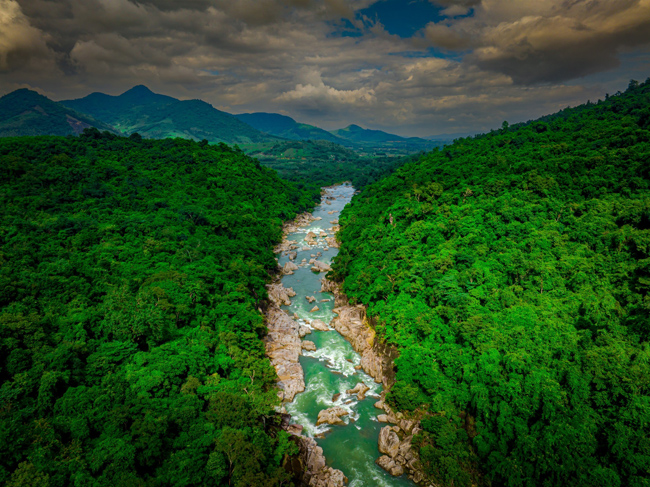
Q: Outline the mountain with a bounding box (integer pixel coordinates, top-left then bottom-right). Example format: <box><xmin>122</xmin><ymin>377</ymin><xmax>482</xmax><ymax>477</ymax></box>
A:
<box><xmin>235</xmin><ymin>112</ymin><xmax>348</xmax><ymax>144</ymax></box>
<box><xmin>0</xmin><ymin>89</ymin><xmax>115</xmax><ymax>137</ymax></box>
<box><xmin>62</xmin><ymin>86</ymin><xmax>275</xmax><ymax>145</ymax></box>
<box><xmin>332</xmin><ymin>124</ymin><xmax>438</xmax><ymax>149</ymax></box>
<box><xmin>332</xmin><ymin>79</ymin><xmax>650</xmax><ymax>487</ymax></box>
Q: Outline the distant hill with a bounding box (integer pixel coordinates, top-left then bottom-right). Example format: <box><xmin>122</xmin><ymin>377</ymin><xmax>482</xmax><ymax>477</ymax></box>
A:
<box><xmin>332</xmin><ymin>124</ymin><xmax>438</xmax><ymax>150</ymax></box>
<box><xmin>235</xmin><ymin>112</ymin><xmax>348</xmax><ymax>144</ymax></box>
<box><xmin>62</xmin><ymin>86</ymin><xmax>275</xmax><ymax>145</ymax></box>
<box><xmin>0</xmin><ymin>89</ymin><xmax>115</xmax><ymax>137</ymax></box>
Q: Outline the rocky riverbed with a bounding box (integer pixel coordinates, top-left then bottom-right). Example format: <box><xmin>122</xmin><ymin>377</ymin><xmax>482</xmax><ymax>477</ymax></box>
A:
<box><xmin>264</xmin><ymin>184</ymin><xmax>426</xmax><ymax>486</ymax></box>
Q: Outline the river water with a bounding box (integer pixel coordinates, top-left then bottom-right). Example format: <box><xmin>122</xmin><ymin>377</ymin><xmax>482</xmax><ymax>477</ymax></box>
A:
<box><xmin>276</xmin><ymin>184</ymin><xmax>414</xmax><ymax>487</ymax></box>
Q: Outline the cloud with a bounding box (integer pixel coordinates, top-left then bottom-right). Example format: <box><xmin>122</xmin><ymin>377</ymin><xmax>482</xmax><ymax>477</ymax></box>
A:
<box><xmin>423</xmin><ymin>0</ymin><xmax>650</xmax><ymax>84</ymax></box>
<box><xmin>0</xmin><ymin>0</ymin><xmax>56</xmax><ymax>72</ymax></box>
<box><xmin>277</xmin><ymin>69</ymin><xmax>376</xmax><ymax>112</ymax></box>
<box><xmin>1</xmin><ymin>0</ymin><xmax>648</xmax><ymax>136</ymax></box>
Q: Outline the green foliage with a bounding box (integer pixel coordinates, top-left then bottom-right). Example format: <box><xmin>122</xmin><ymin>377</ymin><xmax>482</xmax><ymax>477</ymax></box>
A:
<box><xmin>62</xmin><ymin>86</ymin><xmax>275</xmax><ymax>145</ymax></box>
<box><xmin>333</xmin><ymin>79</ymin><xmax>650</xmax><ymax>487</ymax></box>
<box><xmin>248</xmin><ymin>139</ymin><xmax>416</xmax><ymax>190</ymax></box>
<box><xmin>0</xmin><ymin>89</ymin><xmax>114</xmax><ymax>137</ymax></box>
<box><xmin>0</xmin><ymin>132</ymin><xmax>314</xmax><ymax>485</ymax></box>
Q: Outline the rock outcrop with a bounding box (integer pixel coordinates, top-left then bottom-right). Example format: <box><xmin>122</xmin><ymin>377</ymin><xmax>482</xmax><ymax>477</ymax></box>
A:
<box><xmin>264</xmin><ymin>306</ymin><xmax>304</xmax><ymax>402</ymax></box>
<box><xmin>288</xmin><ymin>435</ymin><xmax>348</xmax><ymax>487</ymax></box>
<box><xmin>316</xmin><ymin>406</ymin><xmax>349</xmax><ymax>426</ymax></box>
<box><xmin>299</xmin><ymin>325</ymin><xmax>312</xmax><ymax>338</ymax></box>
<box><xmin>302</xmin><ymin>340</ymin><xmax>317</xmax><ymax>351</ymax></box>
<box><xmin>267</xmin><ymin>282</ymin><xmax>297</xmax><ymax>307</ymax></box>
<box><xmin>325</xmin><ymin>237</ymin><xmax>339</xmax><ymax>249</ymax></box>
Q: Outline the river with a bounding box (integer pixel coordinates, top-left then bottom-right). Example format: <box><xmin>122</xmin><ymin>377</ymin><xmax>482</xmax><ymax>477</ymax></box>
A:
<box><xmin>276</xmin><ymin>183</ymin><xmax>415</xmax><ymax>486</ymax></box>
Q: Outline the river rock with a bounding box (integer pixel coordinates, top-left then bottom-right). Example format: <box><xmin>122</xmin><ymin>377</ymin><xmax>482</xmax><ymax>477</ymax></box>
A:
<box><xmin>302</xmin><ymin>340</ymin><xmax>317</xmax><ymax>352</ymax></box>
<box><xmin>306</xmin><ymin>295</ymin><xmax>317</xmax><ymax>303</ymax></box>
<box><xmin>288</xmin><ymin>251</ymin><xmax>297</xmax><ymax>260</ymax></box>
<box><xmin>311</xmin><ymin>260</ymin><xmax>332</xmax><ymax>273</ymax></box>
<box><xmin>346</xmin><ymin>382</ymin><xmax>370</xmax><ymax>400</ymax></box>
<box><xmin>374</xmin><ymin>400</ymin><xmax>385</xmax><ymax>410</ymax></box>
<box><xmin>376</xmin><ymin>455</ymin><xmax>404</xmax><ymax>476</ymax></box>
<box><xmin>311</xmin><ymin>319</ymin><xmax>329</xmax><ymax>331</ymax></box>
<box><xmin>325</xmin><ymin>237</ymin><xmax>339</xmax><ymax>248</ymax></box>
<box><xmin>320</xmin><ymin>231</ymin><xmax>328</xmax><ymax>237</ymax></box>
<box><xmin>320</xmin><ymin>277</ymin><xmax>340</xmax><ymax>293</ymax></box>
<box><xmin>316</xmin><ymin>407</ymin><xmax>349</xmax><ymax>426</ymax></box>
<box><xmin>299</xmin><ymin>325</ymin><xmax>312</xmax><ymax>338</ymax></box>
<box><xmin>274</xmin><ymin>239</ymin><xmax>298</xmax><ymax>253</ymax></box>
<box><xmin>264</xmin><ymin>306</ymin><xmax>304</xmax><ymax>402</ymax></box>
<box><xmin>283</xmin><ymin>261</ymin><xmax>299</xmax><ymax>275</ymax></box>
<box><xmin>294</xmin><ymin>435</ymin><xmax>348</xmax><ymax>487</ymax></box>
<box><xmin>310</xmin><ymin>305</ymin><xmax>320</xmax><ymax>313</ymax></box>
<box><xmin>378</xmin><ymin>426</ymin><xmax>400</xmax><ymax>458</ymax></box>
<box><xmin>267</xmin><ymin>282</ymin><xmax>296</xmax><ymax>306</ymax></box>
<box><xmin>332</xmin><ymin>393</ymin><xmax>341</xmax><ymax>402</ymax></box>
<box><xmin>377</xmin><ymin>414</ymin><xmax>389</xmax><ymax>423</ymax></box>
<box><xmin>330</xmin><ymin>219</ymin><xmax>339</xmax><ymax>224</ymax></box>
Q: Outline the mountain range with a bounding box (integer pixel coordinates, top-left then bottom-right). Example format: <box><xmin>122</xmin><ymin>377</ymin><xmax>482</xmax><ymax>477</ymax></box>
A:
<box><xmin>0</xmin><ymin>85</ymin><xmax>449</xmax><ymax>151</ymax></box>
<box><xmin>0</xmin><ymin>89</ymin><xmax>114</xmax><ymax>137</ymax></box>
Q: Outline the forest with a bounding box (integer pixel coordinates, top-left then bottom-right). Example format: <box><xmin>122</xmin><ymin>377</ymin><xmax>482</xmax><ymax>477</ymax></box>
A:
<box><xmin>332</xmin><ymin>79</ymin><xmax>650</xmax><ymax>487</ymax></box>
<box><xmin>0</xmin><ymin>131</ymin><xmax>318</xmax><ymax>486</ymax></box>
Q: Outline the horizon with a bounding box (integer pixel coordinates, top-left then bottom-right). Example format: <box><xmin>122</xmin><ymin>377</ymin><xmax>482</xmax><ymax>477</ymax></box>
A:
<box><xmin>2</xmin><ymin>0</ymin><xmax>650</xmax><ymax>137</ymax></box>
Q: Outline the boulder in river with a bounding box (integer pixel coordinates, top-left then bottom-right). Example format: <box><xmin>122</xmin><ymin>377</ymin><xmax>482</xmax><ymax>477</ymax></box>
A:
<box><xmin>332</xmin><ymin>393</ymin><xmax>341</xmax><ymax>402</ymax></box>
<box><xmin>376</xmin><ymin>455</ymin><xmax>404</xmax><ymax>477</ymax></box>
<box><xmin>346</xmin><ymin>382</ymin><xmax>370</xmax><ymax>400</ymax></box>
<box><xmin>378</xmin><ymin>426</ymin><xmax>400</xmax><ymax>458</ymax></box>
<box><xmin>298</xmin><ymin>325</ymin><xmax>312</xmax><ymax>338</ymax></box>
<box><xmin>288</xmin><ymin>251</ymin><xmax>297</xmax><ymax>260</ymax></box>
<box><xmin>311</xmin><ymin>260</ymin><xmax>332</xmax><ymax>273</ymax></box>
<box><xmin>283</xmin><ymin>261</ymin><xmax>299</xmax><ymax>275</ymax></box>
<box><xmin>311</xmin><ymin>319</ymin><xmax>329</xmax><ymax>331</ymax></box>
<box><xmin>316</xmin><ymin>407</ymin><xmax>349</xmax><ymax>426</ymax></box>
<box><xmin>302</xmin><ymin>340</ymin><xmax>317</xmax><ymax>352</ymax></box>
<box><xmin>310</xmin><ymin>305</ymin><xmax>320</xmax><ymax>313</ymax></box>
<box><xmin>306</xmin><ymin>295</ymin><xmax>317</xmax><ymax>303</ymax></box>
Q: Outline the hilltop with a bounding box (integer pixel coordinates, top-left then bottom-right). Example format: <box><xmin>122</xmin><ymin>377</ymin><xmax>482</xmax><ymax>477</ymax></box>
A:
<box><xmin>0</xmin><ymin>89</ymin><xmax>114</xmax><ymax>137</ymax></box>
<box><xmin>62</xmin><ymin>86</ymin><xmax>276</xmax><ymax>145</ymax></box>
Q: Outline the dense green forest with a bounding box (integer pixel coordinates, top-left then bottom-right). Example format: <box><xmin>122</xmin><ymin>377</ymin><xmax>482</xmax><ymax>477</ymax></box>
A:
<box><xmin>332</xmin><ymin>80</ymin><xmax>650</xmax><ymax>487</ymax></box>
<box><xmin>249</xmin><ymin>139</ymin><xmax>416</xmax><ymax>189</ymax></box>
<box><xmin>0</xmin><ymin>130</ymin><xmax>318</xmax><ymax>486</ymax></box>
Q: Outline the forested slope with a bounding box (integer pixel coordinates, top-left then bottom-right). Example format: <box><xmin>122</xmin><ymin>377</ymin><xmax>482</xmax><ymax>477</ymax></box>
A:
<box><xmin>0</xmin><ymin>130</ymin><xmax>317</xmax><ymax>486</ymax></box>
<box><xmin>333</xmin><ymin>80</ymin><xmax>650</xmax><ymax>487</ymax></box>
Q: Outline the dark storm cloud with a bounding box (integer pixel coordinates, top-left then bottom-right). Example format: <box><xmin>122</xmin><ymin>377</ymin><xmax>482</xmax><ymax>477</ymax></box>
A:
<box><xmin>423</xmin><ymin>0</ymin><xmax>650</xmax><ymax>84</ymax></box>
<box><xmin>1</xmin><ymin>0</ymin><xmax>649</xmax><ymax>135</ymax></box>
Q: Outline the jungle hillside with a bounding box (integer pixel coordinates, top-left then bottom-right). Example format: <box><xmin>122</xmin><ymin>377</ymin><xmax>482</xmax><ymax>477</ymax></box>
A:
<box><xmin>332</xmin><ymin>79</ymin><xmax>650</xmax><ymax>487</ymax></box>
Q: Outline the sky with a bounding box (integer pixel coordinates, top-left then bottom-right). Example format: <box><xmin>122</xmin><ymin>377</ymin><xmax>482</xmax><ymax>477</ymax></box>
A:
<box><xmin>1</xmin><ymin>0</ymin><xmax>650</xmax><ymax>137</ymax></box>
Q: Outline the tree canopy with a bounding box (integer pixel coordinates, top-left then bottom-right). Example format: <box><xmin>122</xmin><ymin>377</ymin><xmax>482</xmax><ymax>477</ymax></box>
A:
<box><xmin>0</xmin><ymin>131</ymin><xmax>314</xmax><ymax>486</ymax></box>
<box><xmin>332</xmin><ymin>79</ymin><xmax>650</xmax><ymax>487</ymax></box>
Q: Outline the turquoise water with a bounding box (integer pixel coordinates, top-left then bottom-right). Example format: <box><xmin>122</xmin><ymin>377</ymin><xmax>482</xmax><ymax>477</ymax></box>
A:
<box><xmin>277</xmin><ymin>184</ymin><xmax>414</xmax><ymax>486</ymax></box>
